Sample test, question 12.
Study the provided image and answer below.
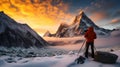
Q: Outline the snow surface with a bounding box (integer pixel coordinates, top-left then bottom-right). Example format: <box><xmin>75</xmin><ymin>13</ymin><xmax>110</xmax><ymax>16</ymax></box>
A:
<box><xmin>0</xmin><ymin>30</ymin><xmax>120</xmax><ymax>67</ymax></box>
<box><xmin>0</xmin><ymin>50</ymin><xmax>120</xmax><ymax>67</ymax></box>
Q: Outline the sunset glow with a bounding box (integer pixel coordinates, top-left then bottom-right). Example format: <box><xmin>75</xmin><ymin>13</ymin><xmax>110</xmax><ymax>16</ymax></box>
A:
<box><xmin>0</xmin><ymin>0</ymin><xmax>120</xmax><ymax>36</ymax></box>
<box><xmin>0</xmin><ymin>0</ymin><xmax>74</xmax><ymax>36</ymax></box>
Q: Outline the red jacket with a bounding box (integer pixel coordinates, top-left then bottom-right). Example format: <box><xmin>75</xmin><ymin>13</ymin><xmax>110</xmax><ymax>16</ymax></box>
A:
<box><xmin>84</xmin><ymin>27</ymin><xmax>97</xmax><ymax>43</ymax></box>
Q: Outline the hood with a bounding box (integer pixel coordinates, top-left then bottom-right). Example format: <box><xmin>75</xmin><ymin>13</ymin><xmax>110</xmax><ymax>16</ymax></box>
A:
<box><xmin>88</xmin><ymin>27</ymin><xmax>94</xmax><ymax>32</ymax></box>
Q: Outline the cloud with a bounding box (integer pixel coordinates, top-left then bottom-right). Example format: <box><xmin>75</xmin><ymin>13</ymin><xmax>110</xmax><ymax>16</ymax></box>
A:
<box><xmin>113</xmin><ymin>10</ymin><xmax>120</xmax><ymax>17</ymax></box>
<box><xmin>0</xmin><ymin>0</ymin><xmax>74</xmax><ymax>35</ymax></box>
<box><xmin>90</xmin><ymin>0</ymin><xmax>118</xmax><ymax>11</ymax></box>
<box><xmin>111</xmin><ymin>18</ymin><xmax>120</xmax><ymax>24</ymax></box>
<box><xmin>83</xmin><ymin>0</ymin><xmax>120</xmax><ymax>23</ymax></box>
<box><xmin>89</xmin><ymin>11</ymin><xmax>109</xmax><ymax>22</ymax></box>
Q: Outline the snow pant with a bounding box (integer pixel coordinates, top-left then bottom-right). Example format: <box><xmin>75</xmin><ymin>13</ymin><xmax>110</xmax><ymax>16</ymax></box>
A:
<box><xmin>85</xmin><ymin>42</ymin><xmax>94</xmax><ymax>58</ymax></box>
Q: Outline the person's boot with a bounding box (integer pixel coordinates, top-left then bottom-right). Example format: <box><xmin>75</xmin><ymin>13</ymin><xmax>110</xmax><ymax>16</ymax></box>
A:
<box><xmin>85</xmin><ymin>54</ymin><xmax>88</xmax><ymax>58</ymax></box>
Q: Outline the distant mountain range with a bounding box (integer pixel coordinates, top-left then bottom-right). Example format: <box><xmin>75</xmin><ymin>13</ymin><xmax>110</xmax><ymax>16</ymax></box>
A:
<box><xmin>44</xmin><ymin>11</ymin><xmax>112</xmax><ymax>37</ymax></box>
<box><xmin>0</xmin><ymin>11</ymin><xmax>49</xmax><ymax>48</ymax></box>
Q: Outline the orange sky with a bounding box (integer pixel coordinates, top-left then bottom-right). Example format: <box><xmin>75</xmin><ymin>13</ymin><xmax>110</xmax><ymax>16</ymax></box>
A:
<box><xmin>1</xmin><ymin>0</ymin><xmax>119</xmax><ymax>36</ymax></box>
<box><xmin>0</xmin><ymin>0</ymin><xmax>74</xmax><ymax>36</ymax></box>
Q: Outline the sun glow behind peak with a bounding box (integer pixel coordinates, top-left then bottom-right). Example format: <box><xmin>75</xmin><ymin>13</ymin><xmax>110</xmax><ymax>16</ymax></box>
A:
<box><xmin>0</xmin><ymin>0</ymin><xmax>74</xmax><ymax>36</ymax></box>
<box><xmin>1</xmin><ymin>0</ymin><xmax>119</xmax><ymax>36</ymax></box>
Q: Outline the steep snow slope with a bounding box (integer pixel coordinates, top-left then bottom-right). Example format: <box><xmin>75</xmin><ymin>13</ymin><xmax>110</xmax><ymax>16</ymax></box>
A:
<box><xmin>0</xmin><ymin>11</ymin><xmax>49</xmax><ymax>48</ymax></box>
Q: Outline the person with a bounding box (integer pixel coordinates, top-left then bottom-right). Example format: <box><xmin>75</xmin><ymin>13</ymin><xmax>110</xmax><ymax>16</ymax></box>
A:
<box><xmin>84</xmin><ymin>26</ymin><xmax>97</xmax><ymax>58</ymax></box>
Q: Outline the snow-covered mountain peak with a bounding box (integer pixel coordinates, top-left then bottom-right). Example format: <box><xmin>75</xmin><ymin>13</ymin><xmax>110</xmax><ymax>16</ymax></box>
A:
<box><xmin>0</xmin><ymin>11</ymin><xmax>5</xmax><ymax>15</ymax></box>
<box><xmin>0</xmin><ymin>12</ymin><xmax>49</xmax><ymax>48</ymax></box>
<box><xmin>79</xmin><ymin>10</ymin><xmax>84</xmax><ymax>15</ymax></box>
<box><xmin>72</xmin><ymin>10</ymin><xmax>88</xmax><ymax>25</ymax></box>
<box><xmin>0</xmin><ymin>11</ymin><xmax>10</xmax><ymax>19</ymax></box>
<box><xmin>44</xmin><ymin>11</ymin><xmax>112</xmax><ymax>37</ymax></box>
<box><xmin>0</xmin><ymin>11</ymin><xmax>4</xmax><ymax>14</ymax></box>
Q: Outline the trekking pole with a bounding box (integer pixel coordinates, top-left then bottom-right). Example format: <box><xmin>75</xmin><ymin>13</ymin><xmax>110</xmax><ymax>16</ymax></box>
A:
<box><xmin>77</xmin><ymin>40</ymin><xmax>86</xmax><ymax>56</ymax></box>
<box><xmin>94</xmin><ymin>45</ymin><xmax>97</xmax><ymax>53</ymax></box>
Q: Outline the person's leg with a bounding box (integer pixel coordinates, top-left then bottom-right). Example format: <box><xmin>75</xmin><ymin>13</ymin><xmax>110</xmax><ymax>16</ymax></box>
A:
<box><xmin>91</xmin><ymin>42</ymin><xmax>94</xmax><ymax>58</ymax></box>
<box><xmin>85</xmin><ymin>42</ymin><xmax>89</xmax><ymax>58</ymax></box>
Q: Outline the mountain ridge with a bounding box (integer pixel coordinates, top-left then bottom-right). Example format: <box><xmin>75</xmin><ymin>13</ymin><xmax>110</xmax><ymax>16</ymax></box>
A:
<box><xmin>0</xmin><ymin>11</ymin><xmax>49</xmax><ymax>48</ymax></box>
<box><xmin>44</xmin><ymin>11</ymin><xmax>112</xmax><ymax>37</ymax></box>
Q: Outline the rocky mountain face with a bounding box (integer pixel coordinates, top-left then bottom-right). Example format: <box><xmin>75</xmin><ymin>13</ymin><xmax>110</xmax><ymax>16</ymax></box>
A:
<box><xmin>0</xmin><ymin>11</ymin><xmax>49</xmax><ymax>48</ymax></box>
<box><xmin>44</xmin><ymin>11</ymin><xmax>112</xmax><ymax>37</ymax></box>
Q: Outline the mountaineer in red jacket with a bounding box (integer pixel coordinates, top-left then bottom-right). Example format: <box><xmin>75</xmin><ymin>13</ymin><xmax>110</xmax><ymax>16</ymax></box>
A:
<box><xmin>84</xmin><ymin>26</ymin><xmax>97</xmax><ymax>58</ymax></box>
